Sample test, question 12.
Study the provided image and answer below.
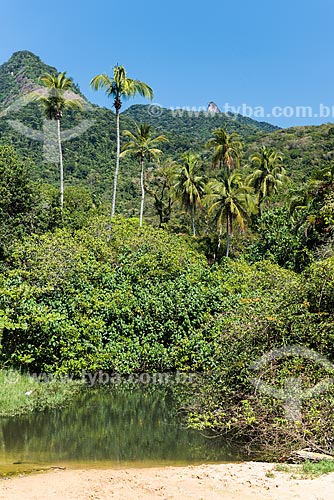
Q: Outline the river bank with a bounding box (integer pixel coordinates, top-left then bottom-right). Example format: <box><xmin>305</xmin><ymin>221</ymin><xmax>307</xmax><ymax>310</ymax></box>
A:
<box><xmin>0</xmin><ymin>462</ymin><xmax>333</xmax><ymax>500</ymax></box>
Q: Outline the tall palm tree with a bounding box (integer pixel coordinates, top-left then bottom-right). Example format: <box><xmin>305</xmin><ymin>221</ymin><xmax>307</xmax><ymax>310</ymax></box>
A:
<box><xmin>31</xmin><ymin>72</ymin><xmax>82</xmax><ymax>212</ymax></box>
<box><xmin>206</xmin><ymin>128</ymin><xmax>242</xmax><ymax>171</ymax></box>
<box><xmin>174</xmin><ymin>153</ymin><xmax>206</xmax><ymax>236</ymax></box>
<box><xmin>248</xmin><ymin>146</ymin><xmax>288</xmax><ymax>211</ymax></box>
<box><xmin>120</xmin><ymin>123</ymin><xmax>167</xmax><ymax>226</ymax></box>
<box><xmin>204</xmin><ymin>171</ymin><xmax>256</xmax><ymax>257</ymax></box>
<box><xmin>90</xmin><ymin>66</ymin><xmax>153</xmax><ymax>217</ymax></box>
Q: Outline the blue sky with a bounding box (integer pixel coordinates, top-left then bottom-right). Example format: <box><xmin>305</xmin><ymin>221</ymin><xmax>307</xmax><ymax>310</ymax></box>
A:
<box><xmin>1</xmin><ymin>0</ymin><xmax>334</xmax><ymax>127</ymax></box>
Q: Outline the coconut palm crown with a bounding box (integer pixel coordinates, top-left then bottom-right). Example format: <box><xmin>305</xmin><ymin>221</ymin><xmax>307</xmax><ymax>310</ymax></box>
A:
<box><xmin>206</xmin><ymin>128</ymin><xmax>242</xmax><ymax>171</ymax></box>
<box><xmin>248</xmin><ymin>146</ymin><xmax>288</xmax><ymax>210</ymax></box>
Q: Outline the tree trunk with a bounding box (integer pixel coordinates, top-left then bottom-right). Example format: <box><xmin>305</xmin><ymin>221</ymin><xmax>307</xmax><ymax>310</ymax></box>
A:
<box><xmin>146</xmin><ymin>180</ymin><xmax>172</xmax><ymax>227</ymax></box>
<box><xmin>257</xmin><ymin>189</ymin><xmax>264</xmax><ymax>216</ymax></box>
<box><xmin>226</xmin><ymin>210</ymin><xmax>233</xmax><ymax>257</ymax></box>
<box><xmin>57</xmin><ymin>118</ymin><xmax>64</xmax><ymax>213</ymax></box>
<box><xmin>111</xmin><ymin>109</ymin><xmax>120</xmax><ymax>217</ymax></box>
<box><xmin>217</xmin><ymin>226</ymin><xmax>222</xmax><ymax>256</ymax></box>
<box><xmin>140</xmin><ymin>157</ymin><xmax>145</xmax><ymax>227</ymax></box>
<box><xmin>191</xmin><ymin>205</ymin><xmax>196</xmax><ymax>236</ymax></box>
<box><xmin>226</xmin><ymin>233</ymin><xmax>230</xmax><ymax>257</ymax></box>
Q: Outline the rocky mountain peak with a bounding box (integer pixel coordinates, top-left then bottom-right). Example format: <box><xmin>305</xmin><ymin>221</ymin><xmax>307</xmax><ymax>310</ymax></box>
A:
<box><xmin>207</xmin><ymin>101</ymin><xmax>221</xmax><ymax>114</ymax></box>
<box><xmin>0</xmin><ymin>51</ymin><xmax>84</xmax><ymax>111</ymax></box>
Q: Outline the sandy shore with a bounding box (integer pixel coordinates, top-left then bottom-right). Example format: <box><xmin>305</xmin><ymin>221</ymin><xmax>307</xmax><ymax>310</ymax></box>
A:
<box><xmin>0</xmin><ymin>462</ymin><xmax>333</xmax><ymax>500</ymax></box>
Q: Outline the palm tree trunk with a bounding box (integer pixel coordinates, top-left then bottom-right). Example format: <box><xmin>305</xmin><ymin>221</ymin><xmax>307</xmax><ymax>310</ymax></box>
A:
<box><xmin>111</xmin><ymin>109</ymin><xmax>120</xmax><ymax>217</ymax></box>
<box><xmin>140</xmin><ymin>157</ymin><xmax>145</xmax><ymax>227</ymax></box>
<box><xmin>217</xmin><ymin>226</ymin><xmax>222</xmax><ymax>255</ymax></box>
<box><xmin>191</xmin><ymin>205</ymin><xmax>196</xmax><ymax>236</ymax></box>
<box><xmin>226</xmin><ymin>233</ymin><xmax>230</xmax><ymax>258</ymax></box>
<box><xmin>57</xmin><ymin>119</ymin><xmax>64</xmax><ymax>213</ymax></box>
<box><xmin>256</xmin><ymin>187</ymin><xmax>264</xmax><ymax>216</ymax></box>
<box><xmin>226</xmin><ymin>210</ymin><xmax>232</xmax><ymax>257</ymax></box>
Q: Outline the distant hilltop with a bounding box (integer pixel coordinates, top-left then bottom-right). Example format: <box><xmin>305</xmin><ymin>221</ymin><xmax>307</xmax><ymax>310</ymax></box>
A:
<box><xmin>207</xmin><ymin>101</ymin><xmax>221</xmax><ymax>114</ymax></box>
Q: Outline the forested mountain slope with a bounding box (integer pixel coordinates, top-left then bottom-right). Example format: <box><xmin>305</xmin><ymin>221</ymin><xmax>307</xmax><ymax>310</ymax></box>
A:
<box><xmin>0</xmin><ymin>50</ymin><xmax>333</xmax><ymax>204</ymax></box>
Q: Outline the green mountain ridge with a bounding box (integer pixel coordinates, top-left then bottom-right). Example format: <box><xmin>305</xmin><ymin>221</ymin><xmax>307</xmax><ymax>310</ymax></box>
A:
<box><xmin>0</xmin><ymin>50</ymin><xmax>333</xmax><ymax>202</ymax></box>
<box><xmin>122</xmin><ymin>104</ymin><xmax>279</xmax><ymax>157</ymax></box>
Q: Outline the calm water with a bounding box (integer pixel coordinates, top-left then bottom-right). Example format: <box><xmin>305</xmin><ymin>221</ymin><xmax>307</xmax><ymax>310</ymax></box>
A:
<box><xmin>0</xmin><ymin>385</ymin><xmax>244</xmax><ymax>471</ymax></box>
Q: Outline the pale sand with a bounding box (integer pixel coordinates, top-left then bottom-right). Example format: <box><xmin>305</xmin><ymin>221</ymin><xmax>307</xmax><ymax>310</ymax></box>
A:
<box><xmin>0</xmin><ymin>462</ymin><xmax>333</xmax><ymax>500</ymax></box>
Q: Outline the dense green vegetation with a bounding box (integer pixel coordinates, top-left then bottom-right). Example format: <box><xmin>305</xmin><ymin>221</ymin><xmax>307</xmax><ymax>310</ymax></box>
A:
<box><xmin>1</xmin><ymin>216</ymin><xmax>333</xmax><ymax>458</ymax></box>
<box><xmin>0</xmin><ymin>50</ymin><xmax>334</xmax><ymax>460</ymax></box>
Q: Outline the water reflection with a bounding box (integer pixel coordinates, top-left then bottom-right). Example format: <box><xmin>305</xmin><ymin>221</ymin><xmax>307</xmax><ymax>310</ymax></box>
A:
<box><xmin>0</xmin><ymin>384</ymin><xmax>242</xmax><ymax>467</ymax></box>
